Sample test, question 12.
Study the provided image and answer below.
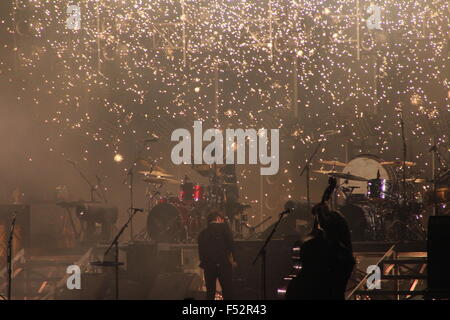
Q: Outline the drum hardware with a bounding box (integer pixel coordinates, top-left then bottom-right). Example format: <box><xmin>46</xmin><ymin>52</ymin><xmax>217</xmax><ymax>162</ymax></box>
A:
<box><xmin>342</xmin><ymin>186</ymin><xmax>360</xmax><ymax>192</ymax></box>
<box><xmin>328</xmin><ymin>172</ymin><xmax>369</xmax><ymax>182</ymax></box>
<box><xmin>191</xmin><ymin>163</ymin><xmax>225</xmax><ymax>177</ymax></box>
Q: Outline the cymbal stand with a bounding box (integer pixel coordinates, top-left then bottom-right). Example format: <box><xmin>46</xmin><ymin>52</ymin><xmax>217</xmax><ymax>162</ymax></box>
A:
<box><xmin>300</xmin><ymin>139</ymin><xmax>324</xmax><ymax>211</ymax></box>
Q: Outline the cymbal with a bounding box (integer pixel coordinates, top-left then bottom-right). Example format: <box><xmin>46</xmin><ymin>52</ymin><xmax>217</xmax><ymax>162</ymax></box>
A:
<box><xmin>143</xmin><ymin>176</ymin><xmax>178</xmax><ymax>184</ymax></box>
<box><xmin>329</xmin><ymin>172</ymin><xmax>368</xmax><ymax>182</ymax></box>
<box><xmin>137</xmin><ymin>159</ymin><xmax>169</xmax><ymax>172</ymax></box>
<box><xmin>381</xmin><ymin>161</ymin><xmax>416</xmax><ymax>166</ymax></box>
<box><xmin>313</xmin><ymin>170</ymin><xmax>337</xmax><ymax>175</ymax></box>
<box><xmin>405</xmin><ymin>178</ymin><xmax>429</xmax><ymax>184</ymax></box>
<box><xmin>319</xmin><ymin>160</ymin><xmax>347</xmax><ymax>167</ymax></box>
<box><xmin>137</xmin><ymin>158</ymin><xmax>152</xmax><ymax>168</ymax></box>
<box><xmin>138</xmin><ymin>170</ymin><xmax>174</xmax><ymax>178</ymax></box>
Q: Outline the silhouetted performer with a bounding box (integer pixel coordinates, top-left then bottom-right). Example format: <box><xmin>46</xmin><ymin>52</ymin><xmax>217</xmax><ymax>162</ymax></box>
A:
<box><xmin>198</xmin><ymin>211</ymin><xmax>236</xmax><ymax>300</ymax></box>
<box><xmin>286</xmin><ymin>203</ymin><xmax>355</xmax><ymax>300</ymax></box>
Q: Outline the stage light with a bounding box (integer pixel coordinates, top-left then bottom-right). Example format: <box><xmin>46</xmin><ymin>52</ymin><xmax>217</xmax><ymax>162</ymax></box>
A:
<box><xmin>114</xmin><ymin>153</ymin><xmax>124</xmax><ymax>163</ymax></box>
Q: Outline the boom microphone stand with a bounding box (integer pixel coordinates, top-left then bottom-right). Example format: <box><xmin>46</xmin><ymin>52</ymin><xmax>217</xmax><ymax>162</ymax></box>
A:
<box><xmin>7</xmin><ymin>212</ymin><xmax>17</xmax><ymax>300</ymax></box>
<box><xmin>252</xmin><ymin>209</ymin><xmax>289</xmax><ymax>299</ymax></box>
<box><xmin>104</xmin><ymin>207</ymin><xmax>142</xmax><ymax>300</ymax></box>
<box><xmin>67</xmin><ymin>159</ymin><xmax>104</xmax><ymax>203</ymax></box>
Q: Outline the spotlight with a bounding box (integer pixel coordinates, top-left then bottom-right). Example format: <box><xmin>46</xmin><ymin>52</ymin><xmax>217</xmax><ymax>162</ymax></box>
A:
<box><xmin>114</xmin><ymin>153</ymin><xmax>124</xmax><ymax>163</ymax></box>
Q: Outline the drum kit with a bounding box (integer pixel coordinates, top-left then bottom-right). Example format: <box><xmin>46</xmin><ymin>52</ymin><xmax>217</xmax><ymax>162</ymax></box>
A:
<box><xmin>140</xmin><ymin>161</ymin><xmax>250</xmax><ymax>243</ymax></box>
<box><xmin>315</xmin><ymin>155</ymin><xmax>449</xmax><ymax>242</ymax></box>
<box><xmin>139</xmin><ymin>150</ymin><xmax>448</xmax><ymax>243</ymax></box>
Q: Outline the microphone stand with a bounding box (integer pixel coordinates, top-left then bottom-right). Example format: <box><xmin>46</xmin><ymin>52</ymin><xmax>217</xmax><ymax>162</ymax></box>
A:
<box><xmin>126</xmin><ymin>165</ymin><xmax>135</xmax><ymax>241</ymax></box>
<box><xmin>300</xmin><ymin>139</ymin><xmax>324</xmax><ymax>211</ymax></box>
<box><xmin>7</xmin><ymin>212</ymin><xmax>17</xmax><ymax>300</ymax></box>
<box><xmin>399</xmin><ymin>108</ymin><xmax>407</xmax><ymax>202</ymax></box>
<box><xmin>68</xmin><ymin>161</ymin><xmax>103</xmax><ymax>203</ymax></box>
<box><xmin>125</xmin><ymin>140</ymin><xmax>153</xmax><ymax>241</ymax></box>
<box><xmin>104</xmin><ymin>207</ymin><xmax>142</xmax><ymax>300</ymax></box>
<box><xmin>252</xmin><ymin>209</ymin><xmax>289</xmax><ymax>300</ymax></box>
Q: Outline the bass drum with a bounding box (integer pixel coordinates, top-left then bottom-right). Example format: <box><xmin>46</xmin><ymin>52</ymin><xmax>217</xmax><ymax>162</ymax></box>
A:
<box><xmin>341</xmin><ymin>154</ymin><xmax>395</xmax><ymax>200</ymax></box>
<box><xmin>147</xmin><ymin>203</ymin><xmax>186</xmax><ymax>242</ymax></box>
<box><xmin>339</xmin><ymin>203</ymin><xmax>375</xmax><ymax>241</ymax></box>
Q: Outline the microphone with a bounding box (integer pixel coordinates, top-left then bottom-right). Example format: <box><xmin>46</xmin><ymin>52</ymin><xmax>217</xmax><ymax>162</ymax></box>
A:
<box><xmin>130</xmin><ymin>207</ymin><xmax>144</xmax><ymax>213</ymax></box>
<box><xmin>280</xmin><ymin>208</ymin><xmax>290</xmax><ymax>215</ymax></box>
<box><xmin>144</xmin><ymin>134</ymin><xmax>159</xmax><ymax>143</ymax></box>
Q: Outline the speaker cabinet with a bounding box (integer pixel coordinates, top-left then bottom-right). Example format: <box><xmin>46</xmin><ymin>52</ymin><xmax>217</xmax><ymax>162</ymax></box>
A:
<box><xmin>427</xmin><ymin>216</ymin><xmax>450</xmax><ymax>298</ymax></box>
